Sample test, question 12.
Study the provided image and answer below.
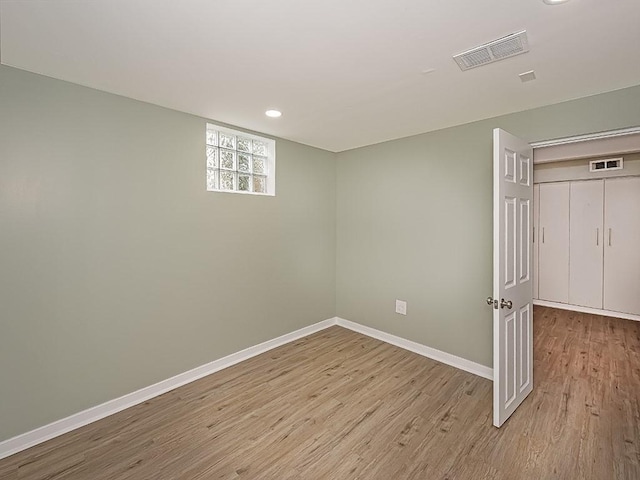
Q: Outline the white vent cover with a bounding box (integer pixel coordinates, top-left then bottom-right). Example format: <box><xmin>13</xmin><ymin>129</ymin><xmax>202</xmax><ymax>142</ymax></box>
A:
<box><xmin>590</xmin><ymin>157</ymin><xmax>623</xmax><ymax>172</ymax></box>
<box><xmin>453</xmin><ymin>31</ymin><xmax>529</xmax><ymax>71</ymax></box>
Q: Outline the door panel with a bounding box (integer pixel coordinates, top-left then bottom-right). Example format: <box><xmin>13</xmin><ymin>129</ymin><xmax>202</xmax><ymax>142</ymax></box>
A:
<box><xmin>505</xmin><ymin>197</ymin><xmax>516</xmax><ymax>288</ymax></box>
<box><xmin>518</xmin><ymin>304</ymin><xmax>531</xmax><ymax>392</ymax></box>
<box><xmin>519</xmin><ymin>199</ymin><xmax>530</xmax><ymax>284</ymax></box>
<box><xmin>604</xmin><ymin>177</ymin><xmax>640</xmax><ymax>315</ymax></box>
<box><xmin>493</xmin><ymin>129</ymin><xmax>533</xmax><ymax>428</ymax></box>
<box><xmin>569</xmin><ymin>180</ymin><xmax>604</xmax><ymax>309</ymax></box>
<box><xmin>538</xmin><ymin>182</ymin><xmax>570</xmax><ymax>303</ymax></box>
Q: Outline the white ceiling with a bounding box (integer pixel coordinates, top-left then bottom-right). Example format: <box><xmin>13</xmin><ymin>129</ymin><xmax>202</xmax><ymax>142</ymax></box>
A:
<box><xmin>1</xmin><ymin>0</ymin><xmax>640</xmax><ymax>152</ymax></box>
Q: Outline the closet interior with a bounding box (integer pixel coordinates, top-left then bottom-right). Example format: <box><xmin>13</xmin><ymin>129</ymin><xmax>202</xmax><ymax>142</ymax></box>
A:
<box><xmin>532</xmin><ymin>151</ymin><xmax>640</xmax><ymax>318</ymax></box>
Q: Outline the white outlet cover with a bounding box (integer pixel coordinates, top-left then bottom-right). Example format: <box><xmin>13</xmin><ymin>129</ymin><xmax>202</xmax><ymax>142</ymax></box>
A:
<box><xmin>395</xmin><ymin>299</ymin><xmax>407</xmax><ymax>315</ymax></box>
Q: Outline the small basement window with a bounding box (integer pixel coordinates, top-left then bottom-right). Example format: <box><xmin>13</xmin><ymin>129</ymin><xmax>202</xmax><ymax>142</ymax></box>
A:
<box><xmin>206</xmin><ymin>124</ymin><xmax>275</xmax><ymax>195</ymax></box>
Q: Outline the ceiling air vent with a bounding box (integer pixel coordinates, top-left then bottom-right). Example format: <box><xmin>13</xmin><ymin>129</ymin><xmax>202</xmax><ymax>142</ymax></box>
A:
<box><xmin>590</xmin><ymin>158</ymin><xmax>623</xmax><ymax>172</ymax></box>
<box><xmin>453</xmin><ymin>31</ymin><xmax>529</xmax><ymax>71</ymax></box>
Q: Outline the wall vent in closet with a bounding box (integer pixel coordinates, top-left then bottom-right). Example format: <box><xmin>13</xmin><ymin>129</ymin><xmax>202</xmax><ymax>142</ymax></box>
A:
<box><xmin>589</xmin><ymin>157</ymin><xmax>623</xmax><ymax>172</ymax></box>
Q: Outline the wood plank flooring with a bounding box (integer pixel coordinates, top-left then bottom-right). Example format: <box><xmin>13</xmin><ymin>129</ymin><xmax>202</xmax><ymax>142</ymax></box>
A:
<box><xmin>0</xmin><ymin>306</ymin><xmax>639</xmax><ymax>479</ymax></box>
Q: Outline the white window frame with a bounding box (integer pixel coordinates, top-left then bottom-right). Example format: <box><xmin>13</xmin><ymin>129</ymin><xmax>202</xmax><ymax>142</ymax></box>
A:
<box><xmin>206</xmin><ymin>123</ymin><xmax>276</xmax><ymax>196</ymax></box>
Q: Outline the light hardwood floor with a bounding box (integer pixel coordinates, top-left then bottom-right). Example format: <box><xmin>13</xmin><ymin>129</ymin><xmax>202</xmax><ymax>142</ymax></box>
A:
<box><xmin>1</xmin><ymin>306</ymin><xmax>639</xmax><ymax>479</ymax></box>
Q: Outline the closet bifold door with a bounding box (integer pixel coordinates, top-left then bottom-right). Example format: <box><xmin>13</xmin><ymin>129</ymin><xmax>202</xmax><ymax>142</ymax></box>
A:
<box><xmin>538</xmin><ymin>182</ymin><xmax>570</xmax><ymax>303</ymax></box>
<box><xmin>569</xmin><ymin>180</ymin><xmax>604</xmax><ymax>308</ymax></box>
<box><xmin>604</xmin><ymin>177</ymin><xmax>640</xmax><ymax>315</ymax></box>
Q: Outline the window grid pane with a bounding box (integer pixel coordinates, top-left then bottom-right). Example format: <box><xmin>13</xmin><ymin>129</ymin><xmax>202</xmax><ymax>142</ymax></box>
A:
<box><xmin>220</xmin><ymin>170</ymin><xmax>235</xmax><ymax>190</ymax></box>
<box><xmin>219</xmin><ymin>132</ymin><xmax>236</xmax><ymax>150</ymax></box>
<box><xmin>206</xmin><ymin>169</ymin><xmax>219</xmax><ymax>191</ymax></box>
<box><xmin>237</xmin><ymin>137</ymin><xmax>252</xmax><ymax>153</ymax></box>
<box><xmin>253</xmin><ymin>175</ymin><xmax>267</xmax><ymax>193</ymax></box>
<box><xmin>238</xmin><ymin>153</ymin><xmax>251</xmax><ymax>173</ymax></box>
<box><xmin>220</xmin><ymin>149</ymin><xmax>236</xmax><ymax>170</ymax></box>
<box><xmin>253</xmin><ymin>140</ymin><xmax>267</xmax><ymax>156</ymax></box>
<box><xmin>238</xmin><ymin>174</ymin><xmax>251</xmax><ymax>192</ymax></box>
<box><xmin>206</xmin><ymin>130</ymin><xmax>218</xmax><ymax>147</ymax></box>
<box><xmin>206</xmin><ymin>147</ymin><xmax>218</xmax><ymax>168</ymax></box>
<box><xmin>252</xmin><ymin>156</ymin><xmax>267</xmax><ymax>175</ymax></box>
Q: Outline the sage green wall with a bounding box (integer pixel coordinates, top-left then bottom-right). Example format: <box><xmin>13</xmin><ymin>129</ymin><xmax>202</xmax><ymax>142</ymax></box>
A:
<box><xmin>336</xmin><ymin>84</ymin><xmax>640</xmax><ymax>367</ymax></box>
<box><xmin>0</xmin><ymin>65</ymin><xmax>337</xmax><ymax>442</ymax></box>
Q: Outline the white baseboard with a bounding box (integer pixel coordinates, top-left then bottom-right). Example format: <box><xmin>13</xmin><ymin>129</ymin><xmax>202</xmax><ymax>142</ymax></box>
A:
<box><xmin>335</xmin><ymin>318</ymin><xmax>493</xmax><ymax>381</ymax></box>
<box><xmin>0</xmin><ymin>315</ymin><xmax>492</xmax><ymax>461</ymax></box>
<box><xmin>0</xmin><ymin>318</ymin><xmax>335</xmax><ymax>461</ymax></box>
<box><xmin>533</xmin><ymin>300</ymin><xmax>640</xmax><ymax>322</ymax></box>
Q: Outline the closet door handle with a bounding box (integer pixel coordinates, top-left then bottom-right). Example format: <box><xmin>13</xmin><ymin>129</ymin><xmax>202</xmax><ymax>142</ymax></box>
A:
<box><xmin>542</xmin><ymin>227</ymin><xmax>545</xmax><ymax>244</ymax></box>
<box><xmin>608</xmin><ymin>228</ymin><xmax>612</xmax><ymax>246</ymax></box>
<box><xmin>596</xmin><ymin>228</ymin><xmax>599</xmax><ymax>246</ymax></box>
<box><xmin>533</xmin><ymin>227</ymin><xmax>535</xmax><ymax>243</ymax></box>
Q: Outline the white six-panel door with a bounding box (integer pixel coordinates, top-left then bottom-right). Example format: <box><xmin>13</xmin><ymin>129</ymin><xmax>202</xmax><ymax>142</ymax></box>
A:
<box><xmin>492</xmin><ymin>129</ymin><xmax>534</xmax><ymax>428</ymax></box>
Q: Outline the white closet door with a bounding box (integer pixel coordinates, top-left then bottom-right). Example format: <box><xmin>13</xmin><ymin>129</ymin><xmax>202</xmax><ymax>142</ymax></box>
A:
<box><xmin>538</xmin><ymin>182</ymin><xmax>570</xmax><ymax>303</ymax></box>
<box><xmin>533</xmin><ymin>184</ymin><xmax>540</xmax><ymax>300</ymax></box>
<box><xmin>604</xmin><ymin>177</ymin><xmax>640</xmax><ymax>315</ymax></box>
<box><xmin>569</xmin><ymin>180</ymin><xmax>604</xmax><ymax>308</ymax></box>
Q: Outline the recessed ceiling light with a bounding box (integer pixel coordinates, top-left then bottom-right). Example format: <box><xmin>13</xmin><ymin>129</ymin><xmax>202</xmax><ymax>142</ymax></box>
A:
<box><xmin>543</xmin><ymin>0</ymin><xmax>570</xmax><ymax>4</ymax></box>
<box><xmin>265</xmin><ymin>110</ymin><xmax>282</xmax><ymax>118</ymax></box>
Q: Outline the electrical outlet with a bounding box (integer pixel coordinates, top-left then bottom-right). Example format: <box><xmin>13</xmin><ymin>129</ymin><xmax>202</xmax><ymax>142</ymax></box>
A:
<box><xmin>395</xmin><ymin>299</ymin><xmax>407</xmax><ymax>315</ymax></box>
